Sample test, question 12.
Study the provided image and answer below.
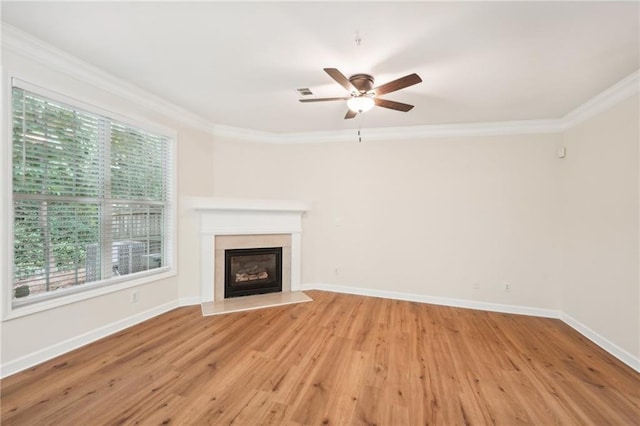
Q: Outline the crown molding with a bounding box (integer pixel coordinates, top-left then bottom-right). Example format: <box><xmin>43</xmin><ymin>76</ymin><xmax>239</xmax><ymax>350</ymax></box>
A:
<box><xmin>560</xmin><ymin>70</ymin><xmax>639</xmax><ymax>130</ymax></box>
<box><xmin>3</xmin><ymin>22</ymin><xmax>637</xmax><ymax>144</ymax></box>
<box><xmin>212</xmin><ymin>71</ymin><xmax>639</xmax><ymax>143</ymax></box>
<box><xmin>211</xmin><ymin>124</ymin><xmax>287</xmax><ymax>144</ymax></box>
<box><xmin>213</xmin><ymin>119</ymin><xmax>566</xmax><ymax>144</ymax></box>
<box><xmin>182</xmin><ymin>196</ymin><xmax>309</xmax><ymax>213</ymax></box>
<box><xmin>1</xmin><ymin>23</ymin><xmax>213</xmax><ymax>134</ymax></box>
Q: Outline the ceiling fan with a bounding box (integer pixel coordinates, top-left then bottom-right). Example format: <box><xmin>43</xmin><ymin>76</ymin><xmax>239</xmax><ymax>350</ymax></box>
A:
<box><xmin>299</xmin><ymin>68</ymin><xmax>422</xmax><ymax>119</ymax></box>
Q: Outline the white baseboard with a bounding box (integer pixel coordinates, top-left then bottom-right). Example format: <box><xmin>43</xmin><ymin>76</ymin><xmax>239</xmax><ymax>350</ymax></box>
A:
<box><xmin>1</xmin><ymin>300</ymin><xmax>179</xmax><ymax>379</ymax></box>
<box><xmin>561</xmin><ymin>312</ymin><xmax>640</xmax><ymax>373</ymax></box>
<box><xmin>302</xmin><ymin>283</ymin><xmax>639</xmax><ymax>373</ymax></box>
<box><xmin>302</xmin><ymin>283</ymin><xmax>560</xmax><ymax>318</ymax></box>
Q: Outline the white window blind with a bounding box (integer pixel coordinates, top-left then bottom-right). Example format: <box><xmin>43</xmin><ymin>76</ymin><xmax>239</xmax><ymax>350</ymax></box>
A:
<box><xmin>11</xmin><ymin>85</ymin><xmax>173</xmax><ymax>306</ymax></box>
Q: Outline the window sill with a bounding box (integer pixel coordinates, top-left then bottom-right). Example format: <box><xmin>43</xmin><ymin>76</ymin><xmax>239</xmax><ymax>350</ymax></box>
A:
<box><xmin>3</xmin><ymin>268</ymin><xmax>176</xmax><ymax>321</ymax></box>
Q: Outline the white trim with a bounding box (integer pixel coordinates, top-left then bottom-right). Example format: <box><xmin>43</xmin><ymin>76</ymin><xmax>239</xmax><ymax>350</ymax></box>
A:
<box><xmin>211</xmin><ymin>124</ymin><xmax>286</xmax><ymax>144</ymax></box>
<box><xmin>190</xmin><ymin>197</ymin><xmax>309</xmax><ymax>213</ymax></box>
<box><xmin>560</xmin><ymin>70</ymin><xmax>640</xmax><ymax>130</ymax></box>
<box><xmin>1</xmin><ymin>68</ymin><xmax>13</xmax><ymax>321</ymax></box>
<box><xmin>302</xmin><ymin>283</ymin><xmax>640</xmax><ymax>372</ymax></box>
<box><xmin>4</xmin><ymin>270</ymin><xmax>176</xmax><ymax>320</ymax></box>
<box><xmin>3</xmin><ymin>23</ymin><xmax>638</xmax><ymax>144</ymax></box>
<box><xmin>213</xmin><ymin>119</ymin><xmax>566</xmax><ymax>144</ymax></box>
<box><xmin>302</xmin><ymin>283</ymin><xmax>560</xmax><ymax>318</ymax></box>
<box><xmin>0</xmin><ymin>299</ymin><xmax>179</xmax><ymax>379</ymax></box>
<box><xmin>561</xmin><ymin>312</ymin><xmax>640</xmax><ymax>373</ymax></box>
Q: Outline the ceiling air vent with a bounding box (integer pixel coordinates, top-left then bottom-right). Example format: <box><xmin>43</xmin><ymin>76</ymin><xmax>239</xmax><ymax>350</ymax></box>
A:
<box><xmin>296</xmin><ymin>87</ymin><xmax>314</xmax><ymax>96</ymax></box>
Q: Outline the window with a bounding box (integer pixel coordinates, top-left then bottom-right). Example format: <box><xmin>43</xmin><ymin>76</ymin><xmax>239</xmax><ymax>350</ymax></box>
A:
<box><xmin>11</xmin><ymin>83</ymin><xmax>174</xmax><ymax>309</ymax></box>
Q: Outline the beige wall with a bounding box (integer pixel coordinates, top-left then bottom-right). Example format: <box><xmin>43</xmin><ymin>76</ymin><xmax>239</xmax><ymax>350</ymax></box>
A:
<box><xmin>212</xmin><ymin>133</ymin><xmax>564</xmax><ymax>310</ymax></box>
<box><xmin>560</xmin><ymin>95</ymin><xmax>639</xmax><ymax>359</ymax></box>
<box><xmin>177</xmin><ymin>127</ymin><xmax>216</xmax><ymax>301</ymax></box>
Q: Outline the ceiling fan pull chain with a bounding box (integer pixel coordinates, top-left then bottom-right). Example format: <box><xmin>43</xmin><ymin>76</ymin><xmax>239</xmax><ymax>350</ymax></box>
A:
<box><xmin>357</xmin><ymin>113</ymin><xmax>364</xmax><ymax>143</ymax></box>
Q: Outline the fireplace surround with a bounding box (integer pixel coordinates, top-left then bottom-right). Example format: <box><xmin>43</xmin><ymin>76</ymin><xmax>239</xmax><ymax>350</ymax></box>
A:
<box><xmin>195</xmin><ymin>198</ymin><xmax>307</xmax><ymax>303</ymax></box>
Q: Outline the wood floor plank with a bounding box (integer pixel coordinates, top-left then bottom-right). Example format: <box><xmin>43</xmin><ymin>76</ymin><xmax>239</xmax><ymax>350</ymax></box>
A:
<box><xmin>2</xmin><ymin>290</ymin><xmax>639</xmax><ymax>425</ymax></box>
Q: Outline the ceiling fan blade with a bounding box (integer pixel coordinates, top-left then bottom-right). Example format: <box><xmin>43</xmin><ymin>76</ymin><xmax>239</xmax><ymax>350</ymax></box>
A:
<box><xmin>374</xmin><ymin>98</ymin><xmax>415</xmax><ymax>112</ymax></box>
<box><xmin>344</xmin><ymin>109</ymin><xmax>358</xmax><ymax>119</ymax></box>
<box><xmin>324</xmin><ymin>68</ymin><xmax>357</xmax><ymax>93</ymax></box>
<box><xmin>299</xmin><ymin>97</ymin><xmax>350</xmax><ymax>103</ymax></box>
<box><xmin>373</xmin><ymin>73</ymin><xmax>422</xmax><ymax>96</ymax></box>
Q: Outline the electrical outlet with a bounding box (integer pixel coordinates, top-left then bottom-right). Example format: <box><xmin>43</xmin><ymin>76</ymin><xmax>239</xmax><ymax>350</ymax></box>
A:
<box><xmin>131</xmin><ymin>290</ymin><xmax>139</xmax><ymax>303</ymax></box>
<box><xmin>504</xmin><ymin>283</ymin><xmax>511</xmax><ymax>292</ymax></box>
<box><xmin>472</xmin><ymin>282</ymin><xmax>480</xmax><ymax>289</ymax></box>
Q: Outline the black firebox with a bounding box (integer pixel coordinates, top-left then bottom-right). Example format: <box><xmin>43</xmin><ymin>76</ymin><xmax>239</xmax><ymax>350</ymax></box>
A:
<box><xmin>224</xmin><ymin>247</ymin><xmax>283</xmax><ymax>298</ymax></box>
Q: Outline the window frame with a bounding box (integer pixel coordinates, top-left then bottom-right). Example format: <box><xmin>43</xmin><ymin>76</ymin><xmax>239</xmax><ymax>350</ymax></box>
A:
<box><xmin>2</xmin><ymin>76</ymin><xmax>178</xmax><ymax>321</ymax></box>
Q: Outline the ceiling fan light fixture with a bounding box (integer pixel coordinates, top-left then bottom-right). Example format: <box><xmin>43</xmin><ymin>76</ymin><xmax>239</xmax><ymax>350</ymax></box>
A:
<box><xmin>300</xmin><ymin>68</ymin><xmax>421</xmax><ymax>119</ymax></box>
<box><xmin>347</xmin><ymin>96</ymin><xmax>375</xmax><ymax>113</ymax></box>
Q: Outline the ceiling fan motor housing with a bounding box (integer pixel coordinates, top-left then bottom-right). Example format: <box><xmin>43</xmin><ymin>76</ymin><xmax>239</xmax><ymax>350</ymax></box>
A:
<box><xmin>349</xmin><ymin>74</ymin><xmax>374</xmax><ymax>93</ymax></box>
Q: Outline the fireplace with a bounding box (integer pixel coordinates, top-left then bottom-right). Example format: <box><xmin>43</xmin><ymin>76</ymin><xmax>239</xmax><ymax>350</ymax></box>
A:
<box><xmin>194</xmin><ymin>198</ymin><xmax>307</xmax><ymax>303</ymax></box>
<box><xmin>224</xmin><ymin>247</ymin><xmax>283</xmax><ymax>298</ymax></box>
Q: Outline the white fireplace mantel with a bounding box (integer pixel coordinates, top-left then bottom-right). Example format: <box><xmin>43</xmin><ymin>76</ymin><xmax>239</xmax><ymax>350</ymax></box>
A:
<box><xmin>194</xmin><ymin>198</ymin><xmax>308</xmax><ymax>303</ymax></box>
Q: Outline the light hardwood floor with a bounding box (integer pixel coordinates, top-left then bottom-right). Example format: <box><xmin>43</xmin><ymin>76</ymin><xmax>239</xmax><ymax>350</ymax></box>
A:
<box><xmin>2</xmin><ymin>290</ymin><xmax>639</xmax><ymax>425</ymax></box>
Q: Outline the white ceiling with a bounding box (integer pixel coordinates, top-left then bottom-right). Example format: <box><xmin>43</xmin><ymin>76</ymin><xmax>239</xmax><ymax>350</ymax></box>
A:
<box><xmin>2</xmin><ymin>2</ymin><xmax>639</xmax><ymax>134</ymax></box>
